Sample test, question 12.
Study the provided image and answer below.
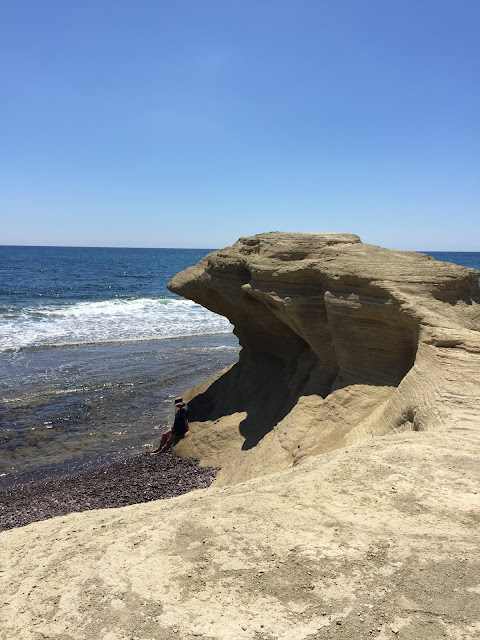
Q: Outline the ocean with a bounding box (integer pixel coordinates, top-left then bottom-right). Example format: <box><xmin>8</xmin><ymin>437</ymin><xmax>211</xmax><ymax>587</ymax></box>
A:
<box><xmin>1</xmin><ymin>246</ymin><xmax>479</xmax><ymax>481</ymax></box>
<box><xmin>0</xmin><ymin>246</ymin><xmax>238</xmax><ymax>479</ymax></box>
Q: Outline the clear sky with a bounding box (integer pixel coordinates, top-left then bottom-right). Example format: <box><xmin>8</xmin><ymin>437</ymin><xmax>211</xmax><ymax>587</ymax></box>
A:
<box><xmin>1</xmin><ymin>0</ymin><xmax>478</xmax><ymax>250</ymax></box>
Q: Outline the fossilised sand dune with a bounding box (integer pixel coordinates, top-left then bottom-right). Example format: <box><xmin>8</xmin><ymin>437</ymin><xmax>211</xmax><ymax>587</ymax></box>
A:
<box><xmin>171</xmin><ymin>233</ymin><xmax>480</xmax><ymax>485</ymax></box>
<box><xmin>1</xmin><ymin>233</ymin><xmax>480</xmax><ymax>640</ymax></box>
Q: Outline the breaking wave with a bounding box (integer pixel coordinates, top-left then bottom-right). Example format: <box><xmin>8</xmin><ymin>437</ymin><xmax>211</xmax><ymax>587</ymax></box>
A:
<box><xmin>0</xmin><ymin>297</ymin><xmax>232</xmax><ymax>352</ymax></box>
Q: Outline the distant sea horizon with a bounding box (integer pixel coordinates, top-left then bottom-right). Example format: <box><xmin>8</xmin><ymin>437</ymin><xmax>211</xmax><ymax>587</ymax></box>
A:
<box><xmin>1</xmin><ymin>243</ymin><xmax>479</xmax><ymax>252</ymax></box>
<box><xmin>0</xmin><ymin>244</ymin><xmax>219</xmax><ymax>249</ymax></box>
<box><xmin>1</xmin><ymin>245</ymin><xmax>479</xmax><ymax>483</ymax></box>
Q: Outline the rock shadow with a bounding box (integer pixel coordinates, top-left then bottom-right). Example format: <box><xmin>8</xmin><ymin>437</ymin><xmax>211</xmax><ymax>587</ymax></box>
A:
<box><xmin>187</xmin><ymin>303</ymin><xmax>420</xmax><ymax>451</ymax></box>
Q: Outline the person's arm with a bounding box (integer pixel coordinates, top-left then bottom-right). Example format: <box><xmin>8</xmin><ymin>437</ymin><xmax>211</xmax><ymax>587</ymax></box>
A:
<box><xmin>184</xmin><ymin>416</ymin><xmax>189</xmax><ymax>436</ymax></box>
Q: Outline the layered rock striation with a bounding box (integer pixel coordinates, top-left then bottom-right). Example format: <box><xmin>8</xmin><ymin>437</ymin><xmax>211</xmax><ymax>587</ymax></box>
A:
<box><xmin>170</xmin><ymin>232</ymin><xmax>480</xmax><ymax>484</ymax></box>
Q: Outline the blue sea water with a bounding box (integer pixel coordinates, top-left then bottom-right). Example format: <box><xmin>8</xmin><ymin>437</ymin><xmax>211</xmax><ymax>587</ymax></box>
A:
<box><xmin>0</xmin><ymin>246</ymin><xmax>479</xmax><ymax>480</ymax></box>
<box><xmin>0</xmin><ymin>246</ymin><xmax>238</xmax><ymax>478</ymax></box>
<box><xmin>424</xmin><ymin>252</ymin><xmax>480</xmax><ymax>272</ymax></box>
<box><xmin>0</xmin><ymin>246</ymin><xmax>232</xmax><ymax>351</ymax></box>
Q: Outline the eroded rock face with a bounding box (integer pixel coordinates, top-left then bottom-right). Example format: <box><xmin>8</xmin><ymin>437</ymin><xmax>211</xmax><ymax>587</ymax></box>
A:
<box><xmin>170</xmin><ymin>232</ymin><xmax>480</xmax><ymax>485</ymax></box>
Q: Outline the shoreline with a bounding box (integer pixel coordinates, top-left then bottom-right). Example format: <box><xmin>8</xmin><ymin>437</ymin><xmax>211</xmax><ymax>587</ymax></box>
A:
<box><xmin>1</xmin><ymin>333</ymin><xmax>239</xmax><ymax>477</ymax></box>
<box><xmin>0</xmin><ymin>328</ymin><xmax>234</xmax><ymax>355</ymax></box>
<box><xmin>0</xmin><ymin>452</ymin><xmax>218</xmax><ymax>532</ymax></box>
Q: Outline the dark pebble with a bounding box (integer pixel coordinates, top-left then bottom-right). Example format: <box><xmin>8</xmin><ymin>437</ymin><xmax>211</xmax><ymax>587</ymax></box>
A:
<box><xmin>0</xmin><ymin>453</ymin><xmax>218</xmax><ymax>532</ymax></box>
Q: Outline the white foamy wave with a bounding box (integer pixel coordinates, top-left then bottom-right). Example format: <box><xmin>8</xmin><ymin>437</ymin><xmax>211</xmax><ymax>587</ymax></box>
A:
<box><xmin>0</xmin><ymin>297</ymin><xmax>233</xmax><ymax>351</ymax></box>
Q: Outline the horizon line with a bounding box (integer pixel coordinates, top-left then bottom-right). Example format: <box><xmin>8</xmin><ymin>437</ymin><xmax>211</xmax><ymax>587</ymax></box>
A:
<box><xmin>0</xmin><ymin>244</ymin><xmax>220</xmax><ymax>251</ymax></box>
<box><xmin>0</xmin><ymin>244</ymin><xmax>477</xmax><ymax>253</ymax></box>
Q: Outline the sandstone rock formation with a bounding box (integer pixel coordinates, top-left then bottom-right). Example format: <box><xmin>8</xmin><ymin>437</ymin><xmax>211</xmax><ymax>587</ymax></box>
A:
<box><xmin>1</xmin><ymin>233</ymin><xmax>480</xmax><ymax>640</ymax></box>
<box><xmin>171</xmin><ymin>233</ymin><xmax>480</xmax><ymax>485</ymax></box>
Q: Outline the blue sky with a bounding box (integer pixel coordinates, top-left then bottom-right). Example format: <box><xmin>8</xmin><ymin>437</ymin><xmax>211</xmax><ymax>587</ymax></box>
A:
<box><xmin>1</xmin><ymin>0</ymin><xmax>478</xmax><ymax>250</ymax></box>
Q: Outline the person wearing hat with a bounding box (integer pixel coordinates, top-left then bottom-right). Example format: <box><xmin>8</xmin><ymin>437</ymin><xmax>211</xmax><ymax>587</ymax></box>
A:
<box><xmin>149</xmin><ymin>397</ymin><xmax>189</xmax><ymax>456</ymax></box>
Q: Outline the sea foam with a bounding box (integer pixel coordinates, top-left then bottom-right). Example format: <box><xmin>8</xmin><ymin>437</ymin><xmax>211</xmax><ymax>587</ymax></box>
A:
<box><xmin>0</xmin><ymin>296</ymin><xmax>232</xmax><ymax>351</ymax></box>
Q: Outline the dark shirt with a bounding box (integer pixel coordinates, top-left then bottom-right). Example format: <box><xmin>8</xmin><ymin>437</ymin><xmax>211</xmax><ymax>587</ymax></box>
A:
<box><xmin>172</xmin><ymin>405</ymin><xmax>189</xmax><ymax>437</ymax></box>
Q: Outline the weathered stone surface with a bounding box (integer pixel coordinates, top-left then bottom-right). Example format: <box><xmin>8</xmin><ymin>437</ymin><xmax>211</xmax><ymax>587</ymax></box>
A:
<box><xmin>1</xmin><ymin>431</ymin><xmax>479</xmax><ymax>639</ymax></box>
<box><xmin>171</xmin><ymin>232</ymin><xmax>480</xmax><ymax>485</ymax></box>
<box><xmin>1</xmin><ymin>233</ymin><xmax>480</xmax><ymax>640</ymax></box>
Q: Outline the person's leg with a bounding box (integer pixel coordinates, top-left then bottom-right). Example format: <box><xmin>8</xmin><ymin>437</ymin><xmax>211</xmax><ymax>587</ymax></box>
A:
<box><xmin>150</xmin><ymin>428</ymin><xmax>172</xmax><ymax>454</ymax></box>
<box><xmin>160</xmin><ymin>429</ymin><xmax>172</xmax><ymax>447</ymax></box>
<box><xmin>157</xmin><ymin>433</ymin><xmax>177</xmax><ymax>454</ymax></box>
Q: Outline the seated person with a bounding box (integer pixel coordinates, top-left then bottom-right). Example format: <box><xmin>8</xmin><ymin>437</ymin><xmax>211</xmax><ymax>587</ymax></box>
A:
<box><xmin>150</xmin><ymin>398</ymin><xmax>189</xmax><ymax>456</ymax></box>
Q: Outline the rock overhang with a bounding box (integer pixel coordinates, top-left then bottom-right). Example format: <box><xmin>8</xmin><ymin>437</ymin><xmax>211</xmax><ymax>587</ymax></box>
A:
<box><xmin>169</xmin><ymin>232</ymin><xmax>480</xmax><ymax>485</ymax></box>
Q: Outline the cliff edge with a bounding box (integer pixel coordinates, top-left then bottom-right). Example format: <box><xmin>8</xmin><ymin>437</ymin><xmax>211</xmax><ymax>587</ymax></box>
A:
<box><xmin>170</xmin><ymin>232</ymin><xmax>480</xmax><ymax>485</ymax></box>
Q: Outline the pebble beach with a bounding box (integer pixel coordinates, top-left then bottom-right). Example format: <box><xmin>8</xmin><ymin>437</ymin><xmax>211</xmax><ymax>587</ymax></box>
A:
<box><xmin>0</xmin><ymin>452</ymin><xmax>218</xmax><ymax>532</ymax></box>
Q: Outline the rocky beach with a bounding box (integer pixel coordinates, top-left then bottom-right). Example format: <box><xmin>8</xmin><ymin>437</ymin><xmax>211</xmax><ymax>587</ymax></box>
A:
<box><xmin>0</xmin><ymin>453</ymin><xmax>218</xmax><ymax>532</ymax></box>
<box><xmin>1</xmin><ymin>233</ymin><xmax>480</xmax><ymax>640</ymax></box>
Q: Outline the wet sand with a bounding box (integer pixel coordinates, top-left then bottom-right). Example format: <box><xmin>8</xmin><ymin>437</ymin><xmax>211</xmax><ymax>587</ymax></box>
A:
<box><xmin>0</xmin><ymin>453</ymin><xmax>218</xmax><ymax>531</ymax></box>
